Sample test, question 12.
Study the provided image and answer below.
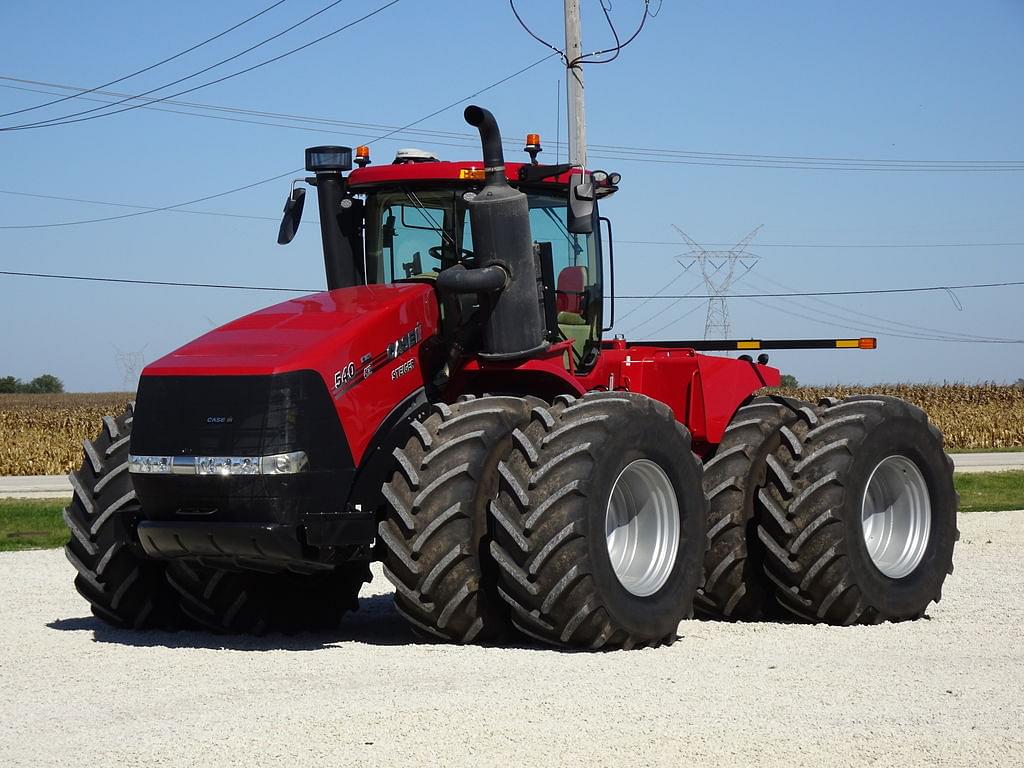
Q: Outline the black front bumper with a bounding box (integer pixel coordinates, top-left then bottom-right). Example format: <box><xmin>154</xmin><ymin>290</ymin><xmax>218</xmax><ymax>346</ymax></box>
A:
<box><xmin>137</xmin><ymin>514</ymin><xmax>375</xmax><ymax>574</ymax></box>
<box><xmin>130</xmin><ymin>371</ymin><xmax>372</xmax><ymax>572</ymax></box>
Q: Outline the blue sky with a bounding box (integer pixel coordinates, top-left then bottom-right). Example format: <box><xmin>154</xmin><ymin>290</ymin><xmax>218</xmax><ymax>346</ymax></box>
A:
<box><xmin>1</xmin><ymin>0</ymin><xmax>1022</xmax><ymax>390</ymax></box>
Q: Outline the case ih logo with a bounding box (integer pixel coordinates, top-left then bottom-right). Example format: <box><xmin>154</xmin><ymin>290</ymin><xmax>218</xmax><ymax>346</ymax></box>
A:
<box><xmin>333</xmin><ymin>323</ymin><xmax>422</xmax><ymax>397</ymax></box>
<box><xmin>206</xmin><ymin>416</ymin><xmax>233</xmax><ymax>424</ymax></box>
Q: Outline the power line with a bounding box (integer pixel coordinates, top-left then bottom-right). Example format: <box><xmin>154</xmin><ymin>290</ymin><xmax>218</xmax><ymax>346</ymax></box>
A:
<box><xmin>619</xmin><ymin>279</ymin><xmax>704</xmax><ymax>335</ymax></box>
<box><xmin>615</xmin><ymin>280</ymin><xmax>1024</xmax><ymax>299</ymax></box>
<box><xmin>0</xmin><ymin>55</ymin><xmax>555</xmax><ymax>230</ymax></box>
<box><xmin>0</xmin><ymin>189</ymin><xmax>293</xmax><ymax>223</ymax></box>
<box><xmin>0</xmin><ymin>169</ymin><xmax>301</xmax><ymax>229</ymax></box>
<box><xmin>581</xmin><ymin>0</ymin><xmax>653</xmax><ymax>65</ymax></box>
<box><xmin>740</xmin><ymin>273</ymin><xmax>1020</xmax><ymax>344</ymax></box>
<box><xmin>4</xmin><ymin>75</ymin><xmax>1022</xmax><ymax>172</ymax></box>
<box><xmin>583</xmin><ymin>150</ymin><xmax>1024</xmax><ymax>172</ymax></box>
<box><xmin>509</xmin><ymin>0</ymin><xmax>655</xmax><ymax>66</ymax></box>
<box><xmin>0</xmin><ymin>270</ymin><xmax>315</xmax><ymax>293</ymax></box>
<box><xmin>744</xmin><ymin>294</ymin><xmax>1024</xmax><ymax>345</ymax></box>
<box><xmin>0</xmin><ymin>0</ymin><xmax>291</xmax><ymax>119</ymax></box>
<box><xmin>3</xmin><ymin>271</ymin><xmax>1023</xmax><ymax>308</ymax></box>
<box><xmin>644</xmin><ymin>301</ymin><xmax>705</xmax><ymax>337</ymax></box>
<box><xmin>617</xmin><ymin>238</ymin><xmax>1024</xmax><ymax>248</ymax></box>
<box><xmin>1</xmin><ymin>0</ymin><xmax>402</xmax><ymax>131</ymax></box>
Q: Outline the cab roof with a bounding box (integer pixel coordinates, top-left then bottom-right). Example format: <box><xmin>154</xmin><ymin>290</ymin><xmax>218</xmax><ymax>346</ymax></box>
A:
<box><xmin>346</xmin><ymin>160</ymin><xmax>580</xmax><ymax>190</ymax></box>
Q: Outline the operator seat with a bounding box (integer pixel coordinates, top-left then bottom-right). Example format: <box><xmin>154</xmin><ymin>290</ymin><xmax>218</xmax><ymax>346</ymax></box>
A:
<box><xmin>555</xmin><ymin>266</ymin><xmax>591</xmax><ymax>365</ymax></box>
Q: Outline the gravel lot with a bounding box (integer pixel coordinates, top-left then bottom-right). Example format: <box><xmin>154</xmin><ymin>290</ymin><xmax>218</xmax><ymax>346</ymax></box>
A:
<box><xmin>1</xmin><ymin>511</ymin><xmax>1022</xmax><ymax>768</ymax></box>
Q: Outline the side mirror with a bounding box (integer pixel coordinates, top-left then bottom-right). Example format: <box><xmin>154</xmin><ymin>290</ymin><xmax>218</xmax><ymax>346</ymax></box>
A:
<box><xmin>567</xmin><ymin>172</ymin><xmax>594</xmax><ymax>234</ymax></box>
<box><xmin>277</xmin><ymin>187</ymin><xmax>306</xmax><ymax>245</ymax></box>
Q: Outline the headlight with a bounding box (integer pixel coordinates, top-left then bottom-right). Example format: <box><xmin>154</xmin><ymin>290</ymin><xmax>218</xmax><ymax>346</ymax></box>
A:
<box><xmin>129</xmin><ymin>451</ymin><xmax>309</xmax><ymax>477</ymax></box>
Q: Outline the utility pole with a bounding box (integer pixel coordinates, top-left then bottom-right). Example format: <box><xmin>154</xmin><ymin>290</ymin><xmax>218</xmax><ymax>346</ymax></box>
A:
<box><xmin>564</xmin><ymin>0</ymin><xmax>587</xmax><ymax>168</ymax></box>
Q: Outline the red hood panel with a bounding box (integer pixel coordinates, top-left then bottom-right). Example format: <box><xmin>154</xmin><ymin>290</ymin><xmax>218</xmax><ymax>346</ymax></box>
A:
<box><xmin>145</xmin><ymin>283</ymin><xmax>438</xmax><ymax>376</ymax></box>
<box><xmin>142</xmin><ymin>282</ymin><xmax>440</xmax><ymax>463</ymax></box>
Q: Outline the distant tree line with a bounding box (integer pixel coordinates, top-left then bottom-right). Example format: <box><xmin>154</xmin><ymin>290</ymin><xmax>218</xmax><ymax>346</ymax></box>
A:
<box><xmin>0</xmin><ymin>374</ymin><xmax>64</xmax><ymax>394</ymax></box>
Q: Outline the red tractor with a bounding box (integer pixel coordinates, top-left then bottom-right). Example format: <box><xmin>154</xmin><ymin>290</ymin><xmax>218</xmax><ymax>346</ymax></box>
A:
<box><xmin>64</xmin><ymin>106</ymin><xmax>958</xmax><ymax>648</ymax></box>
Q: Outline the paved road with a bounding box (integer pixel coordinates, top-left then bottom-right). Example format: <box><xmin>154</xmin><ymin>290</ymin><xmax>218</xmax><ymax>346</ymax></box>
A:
<box><xmin>0</xmin><ymin>475</ymin><xmax>72</xmax><ymax>499</ymax></box>
<box><xmin>949</xmin><ymin>452</ymin><xmax>1024</xmax><ymax>473</ymax></box>
<box><xmin>1</xmin><ymin>452</ymin><xmax>1022</xmax><ymax>499</ymax></box>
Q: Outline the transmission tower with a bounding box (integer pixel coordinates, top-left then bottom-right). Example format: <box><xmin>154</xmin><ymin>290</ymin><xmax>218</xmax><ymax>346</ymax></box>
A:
<box><xmin>113</xmin><ymin>346</ymin><xmax>146</xmax><ymax>392</ymax></box>
<box><xmin>673</xmin><ymin>225</ymin><xmax>762</xmax><ymax>339</ymax></box>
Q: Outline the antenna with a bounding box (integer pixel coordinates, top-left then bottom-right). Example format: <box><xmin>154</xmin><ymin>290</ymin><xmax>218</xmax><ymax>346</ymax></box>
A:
<box><xmin>673</xmin><ymin>225</ymin><xmax>762</xmax><ymax>339</ymax></box>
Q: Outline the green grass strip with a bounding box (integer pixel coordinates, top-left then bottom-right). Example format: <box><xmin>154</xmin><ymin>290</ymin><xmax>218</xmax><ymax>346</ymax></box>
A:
<box><xmin>0</xmin><ymin>498</ymin><xmax>68</xmax><ymax>552</ymax></box>
<box><xmin>955</xmin><ymin>471</ymin><xmax>1024</xmax><ymax>513</ymax></box>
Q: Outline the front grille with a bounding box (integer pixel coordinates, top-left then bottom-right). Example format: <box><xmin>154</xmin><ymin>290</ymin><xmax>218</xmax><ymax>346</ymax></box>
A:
<box><xmin>130</xmin><ymin>370</ymin><xmax>351</xmax><ymax>470</ymax></box>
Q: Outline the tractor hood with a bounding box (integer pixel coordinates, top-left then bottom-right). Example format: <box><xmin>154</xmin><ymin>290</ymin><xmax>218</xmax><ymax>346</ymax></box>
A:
<box><xmin>143</xmin><ymin>283</ymin><xmax>439</xmax><ymax>377</ymax></box>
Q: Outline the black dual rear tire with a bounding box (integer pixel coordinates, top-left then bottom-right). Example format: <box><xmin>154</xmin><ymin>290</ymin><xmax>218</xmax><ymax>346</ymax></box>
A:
<box><xmin>696</xmin><ymin>396</ymin><xmax>817</xmax><ymax>620</ymax></box>
<box><xmin>757</xmin><ymin>395</ymin><xmax>958</xmax><ymax>624</ymax></box>
<box><xmin>489</xmin><ymin>392</ymin><xmax>707</xmax><ymax>649</ymax></box>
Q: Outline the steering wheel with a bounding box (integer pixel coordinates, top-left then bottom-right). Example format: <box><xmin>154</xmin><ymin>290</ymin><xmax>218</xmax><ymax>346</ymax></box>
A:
<box><xmin>429</xmin><ymin>246</ymin><xmax>476</xmax><ymax>265</ymax></box>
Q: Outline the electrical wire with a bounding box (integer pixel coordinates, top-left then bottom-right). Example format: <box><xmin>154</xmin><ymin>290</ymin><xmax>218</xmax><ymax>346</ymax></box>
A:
<box><xmin>619</xmin><ymin>279</ymin><xmax>704</xmax><ymax>334</ymax></box>
<box><xmin>509</xmin><ymin>1</ymin><xmax>654</xmax><ymax>67</ymax></box>
<box><xmin>0</xmin><ymin>169</ymin><xmax>302</xmax><ymax>230</ymax></box>
<box><xmin>0</xmin><ymin>0</ymin><xmax>291</xmax><ymax>119</ymax></box>
<box><xmin>1</xmin><ymin>0</ymin><xmax>402</xmax><ymax>132</ymax></box>
<box><xmin>615</xmin><ymin>280</ymin><xmax>1024</xmax><ymax>300</ymax></box>
<box><xmin>577</xmin><ymin>0</ymin><xmax>651</xmax><ymax>65</ymax></box>
<box><xmin>617</xmin><ymin>238</ymin><xmax>1024</xmax><ymax>248</ymax></box>
<box><xmin>0</xmin><ymin>270</ymin><xmax>315</xmax><ymax>293</ymax></box>
<box><xmin>0</xmin><ymin>189</ymin><xmax>311</xmax><ymax>224</ymax></box>
<box><xmin>4</xmin><ymin>75</ymin><xmax>1022</xmax><ymax>171</ymax></box>
<box><xmin>7</xmin><ymin>187</ymin><xmax>1020</xmax><ymax>258</ymax></box>
<box><xmin>744</xmin><ymin>294</ymin><xmax>1024</xmax><ymax>345</ymax></box>
<box><xmin>740</xmin><ymin>273</ymin><xmax>1021</xmax><ymax>344</ymax></box>
<box><xmin>643</xmin><ymin>301</ymin><xmax>705</xmax><ymax>337</ymax></box>
<box><xmin>509</xmin><ymin>1</ymin><xmax>565</xmax><ymax>61</ymax></box>
<box><xmin>615</xmin><ymin>269</ymin><xmax>689</xmax><ymax>323</ymax></box>
<box><xmin>0</xmin><ymin>55</ymin><xmax>556</xmax><ymax>230</ymax></box>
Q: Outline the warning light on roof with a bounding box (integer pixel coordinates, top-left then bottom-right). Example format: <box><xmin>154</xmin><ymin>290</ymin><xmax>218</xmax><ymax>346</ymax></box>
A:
<box><xmin>524</xmin><ymin>133</ymin><xmax>542</xmax><ymax>164</ymax></box>
<box><xmin>859</xmin><ymin>337</ymin><xmax>877</xmax><ymax>349</ymax></box>
<box><xmin>354</xmin><ymin>145</ymin><xmax>371</xmax><ymax>167</ymax></box>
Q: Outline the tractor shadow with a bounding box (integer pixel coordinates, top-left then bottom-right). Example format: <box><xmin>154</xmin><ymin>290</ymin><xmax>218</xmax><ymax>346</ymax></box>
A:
<box><xmin>47</xmin><ymin>594</ymin><xmax>435</xmax><ymax>652</ymax></box>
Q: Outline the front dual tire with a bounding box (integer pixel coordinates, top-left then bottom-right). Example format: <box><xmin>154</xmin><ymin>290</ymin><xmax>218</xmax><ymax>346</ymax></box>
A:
<box><xmin>379</xmin><ymin>392</ymin><xmax>708</xmax><ymax>649</ymax></box>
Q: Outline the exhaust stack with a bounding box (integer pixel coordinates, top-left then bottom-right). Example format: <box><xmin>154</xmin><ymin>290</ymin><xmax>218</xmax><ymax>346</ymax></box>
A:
<box><xmin>463</xmin><ymin>105</ymin><xmax>548</xmax><ymax>360</ymax></box>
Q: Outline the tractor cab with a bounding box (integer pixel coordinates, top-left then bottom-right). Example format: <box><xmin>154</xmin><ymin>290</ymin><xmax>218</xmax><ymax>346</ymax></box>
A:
<box><xmin>283</xmin><ymin>139</ymin><xmax>619</xmax><ymax>373</ymax></box>
<box><xmin>347</xmin><ymin>151</ymin><xmax>617</xmax><ymax>371</ymax></box>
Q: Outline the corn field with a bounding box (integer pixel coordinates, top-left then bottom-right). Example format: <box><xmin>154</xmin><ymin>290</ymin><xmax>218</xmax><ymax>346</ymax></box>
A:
<box><xmin>1</xmin><ymin>393</ymin><xmax>133</xmax><ymax>476</ymax></box>
<box><xmin>775</xmin><ymin>384</ymin><xmax>1024</xmax><ymax>453</ymax></box>
<box><xmin>1</xmin><ymin>386</ymin><xmax>1022</xmax><ymax>476</ymax></box>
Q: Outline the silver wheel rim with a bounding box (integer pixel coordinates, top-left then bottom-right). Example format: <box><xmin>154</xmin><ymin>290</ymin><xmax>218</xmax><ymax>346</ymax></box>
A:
<box><xmin>860</xmin><ymin>455</ymin><xmax>932</xmax><ymax>579</ymax></box>
<box><xmin>604</xmin><ymin>459</ymin><xmax>680</xmax><ymax>597</ymax></box>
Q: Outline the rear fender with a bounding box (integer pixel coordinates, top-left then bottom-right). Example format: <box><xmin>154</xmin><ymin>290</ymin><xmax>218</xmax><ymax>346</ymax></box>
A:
<box><xmin>451</xmin><ymin>347</ymin><xmax>586</xmax><ymax>402</ymax></box>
